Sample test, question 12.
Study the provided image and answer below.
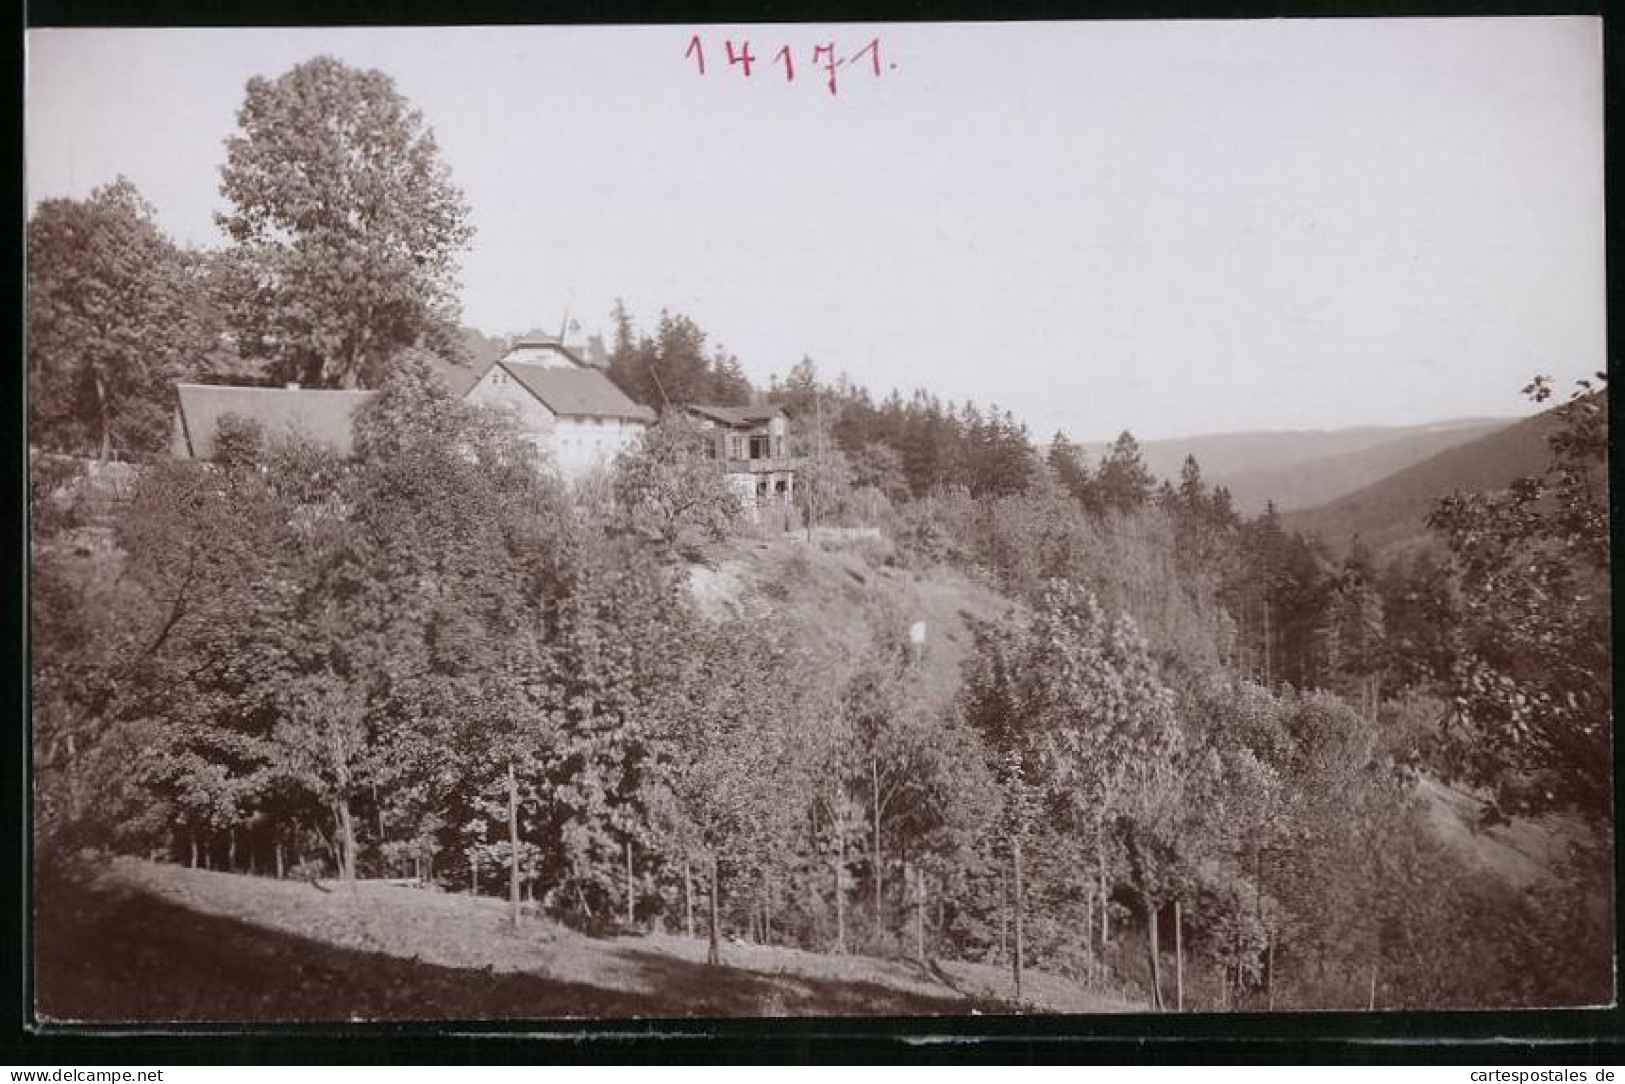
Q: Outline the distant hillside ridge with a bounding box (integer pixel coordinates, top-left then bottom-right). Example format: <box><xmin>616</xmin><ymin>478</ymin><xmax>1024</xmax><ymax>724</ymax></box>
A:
<box><xmin>1081</xmin><ymin>417</ymin><xmax>1514</xmax><ymax>513</ymax></box>
<box><xmin>1215</xmin><ymin>421</ymin><xmax>1515</xmax><ymax>512</ymax></box>
<box><xmin>1280</xmin><ymin>407</ymin><xmax>1567</xmax><ymax>554</ymax></box>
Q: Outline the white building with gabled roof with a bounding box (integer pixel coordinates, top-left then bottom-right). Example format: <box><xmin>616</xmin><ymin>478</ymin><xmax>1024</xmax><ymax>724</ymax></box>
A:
<box><xmin>463</xmin><ymin>341</ymin><xmax>655</xmax><ymax>480</ymax></box>
<box><xmin>684</xmin><ymin>403</ymin><xmax>802</xmax><ymax>511</ymax></box>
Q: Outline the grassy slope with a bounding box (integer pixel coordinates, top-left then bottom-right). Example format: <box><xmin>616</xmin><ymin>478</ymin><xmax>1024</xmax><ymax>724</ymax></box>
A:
<box><xmin>35</xmin><ymin>859</ymin><xmax>1138</xmax><ymax>1022</ymax></box>
<box><xmin>1412</xmin><ymin>778</ymin><xmax>1591</xmax><ymax>892</ymax></box>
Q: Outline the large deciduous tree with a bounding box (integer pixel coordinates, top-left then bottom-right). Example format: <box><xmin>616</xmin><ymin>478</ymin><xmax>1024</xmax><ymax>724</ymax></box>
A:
<box><xmin>659</xmin><ymin>617</ymin><xmax>798</xmax><ymax>964</ymax></box>
<box><xmin>961</xmin><ymin>581</ymin><xmax>1180</xmax><ymax>1003</ymax></box>
<box><xmin>613</xmin><ymin>414</ymin><xmax>742</xmax><ymax>549</ymax></box>
<box><xmin>1426</xmin><ymin>375</ymin><xmax>1611</xmax><ymax>827</ymax></box>
<box><xmin>217</xmin><ymin>57</ymin><xmax>473</xmax><ymax>389</ymax></box>
<box><xmin>28</xmin><ymin>179</ymin><xmax>230</xmax><ymax>458</ymax></box>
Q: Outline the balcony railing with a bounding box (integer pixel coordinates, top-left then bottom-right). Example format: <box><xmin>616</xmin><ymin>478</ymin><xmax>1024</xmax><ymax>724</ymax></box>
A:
<box><xmin>720</xmin><ymin>455</ymin><xmax>805</xmax><ymax>475</ymax></box>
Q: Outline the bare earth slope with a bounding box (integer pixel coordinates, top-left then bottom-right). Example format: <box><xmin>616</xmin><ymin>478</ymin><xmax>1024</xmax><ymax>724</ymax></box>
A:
<box><xmin>36</xmin><ymin>858</ymin><xmax>1139</xmax><ymax>1022</ymax></box>
<box><xmin>1414</xmin><ymin>777</ymin><xmax>1591</xmax><ymax>892</ymax></box>
<box><xmin>686</xmin><ymin>534</ymin><xmax>1017</xmax><ymax>714</ymax></box>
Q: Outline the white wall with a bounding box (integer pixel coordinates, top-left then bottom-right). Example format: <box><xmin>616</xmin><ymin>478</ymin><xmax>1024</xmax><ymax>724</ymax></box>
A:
<box><xmin>466</xmin><ymin>365</ymin><xmax>558</xmax><ymax>433</ymax></box>
<box><xmin>465</xmin><ymin>365</ymin><xmax>645</xmax><ymax>481</ymax></box>
<box><xmin>550</xmin><ymin>415</ymin><xmax>646</xmax><ymax>479</ymax></box>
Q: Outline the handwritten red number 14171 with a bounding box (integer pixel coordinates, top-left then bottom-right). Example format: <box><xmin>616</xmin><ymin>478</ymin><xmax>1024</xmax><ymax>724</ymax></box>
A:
<box><xmin>686</xmin><ymin>34</ymin><xmax>890</xmax><ymax>95</ymax></box>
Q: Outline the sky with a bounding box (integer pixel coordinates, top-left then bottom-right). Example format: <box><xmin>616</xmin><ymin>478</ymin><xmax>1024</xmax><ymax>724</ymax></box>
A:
<box><xmin>25</xmin><ymin>19</ymin><xmax>1605</xmax><ymax>443</ymax></box>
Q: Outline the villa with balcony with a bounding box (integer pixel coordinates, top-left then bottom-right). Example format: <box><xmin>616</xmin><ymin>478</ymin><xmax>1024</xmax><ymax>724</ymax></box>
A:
<box><xmin>685</xmin><ymin>404</ymin><xmax>803</xmax><ymax>513</ymax></box>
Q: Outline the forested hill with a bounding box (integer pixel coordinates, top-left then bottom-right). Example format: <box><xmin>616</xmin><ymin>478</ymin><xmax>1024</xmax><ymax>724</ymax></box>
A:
<box><xmin>1281</xmin><ymin>404</ymin><xmax>1569</xmax><ymax>554</ymax></box>
<box><xmin>1081</xmin><ymin>418</ymin><xmax>1511</xmax><ymax>514</ymax></box>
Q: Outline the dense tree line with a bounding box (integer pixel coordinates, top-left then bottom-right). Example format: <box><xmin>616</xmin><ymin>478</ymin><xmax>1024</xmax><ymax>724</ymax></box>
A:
<box><xmin>750</xmin><ymin>356</ymin><xmax>1608</xmax><ymax>831</ymax></box>
<box><xmin>605</xmin><ymin>305</ymin><xmax>754</xmax><ymax>411</ymax></box>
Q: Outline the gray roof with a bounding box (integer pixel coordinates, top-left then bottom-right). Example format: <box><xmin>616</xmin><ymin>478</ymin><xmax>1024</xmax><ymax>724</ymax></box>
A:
<box><xmin>686</xmin><ymin>404</ymin><xmax>786</xmax><ymax>429</ymax></box>
<box><xmin>499</xmin><ymin>361</ymin><xmax>656</xmax><ymax>422</ymax></box>
<box><xmin>171</xmin><ymin>384</ymin><xmax>375</xmax><ymax>459</ymax></box>
<box><xmin>432</xmin><ymin>356</ymin><xmax>489</xmax><ymax>398</ymax></box>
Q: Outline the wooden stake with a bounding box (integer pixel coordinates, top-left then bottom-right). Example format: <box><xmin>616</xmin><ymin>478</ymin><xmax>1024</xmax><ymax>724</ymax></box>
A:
<box><xmin>1267</xmin><ymin>927</ymin><xmax>1276</xmax><ymax>1010</ymax></box>
<box><xmin>708</xmin><ymin>852</ymin><xmax>721</xmax><ymax>966</ymax></box>
<box><xmin>872</xmin><ymin>756</ymin><xmax>883</xmax><ymax>937</ymax></box>
<box><xmin>1147</xmin><ymin>895</ymin><xmax>1163</xmax><ymax>1011</ymax></box>
<box><xmin>1012</xmin><ymin>838</ymin><xmax>1025</xmax><ymax>1004</ymax></box>
<box><xmin>835</xmin><ymin>783</ymin><xmax>847</xmax><ymax>955</ymax></box>
<box><xmin>374</xmin><ymin>784</ymin><xmax>385</xmax><ymax>873</ymax></box>
<box><xmin>914</xmin><ymin>865</ymin><xmax>926</xmax><ymax>962</ymax></box>
<box><xmin>508</xmin><ymin>761</ymin><xmax>521</xmax><ymax>928</ymax></box>
<box><xmin>685</xmin><ymin>856</ymin><xmax>696</xmax><ymax>938</ymax></box>
<box><xmin>998</xmin><ymin>867</ymin><xmax>1008</xmax><ymax>964</ymax></box>
<box><xmin>1175</xmin><ymin>900</ymin><xmax>1184</xmax><ymax>1012</ymax></box>
<box><xmin>764</xmin><ymin>869</ymin><xmax>773</xmax><ymax>945</ymax></box>
<box><xmin>1084</xmin><ymin>877</ymin><xmax>1096</xmax><ymax>987</ymax></box>
<box><xmin>624</xmin><ymin>835</ymin><xmax>635</xmax><ymax>928</ymax></box>
<box><xmin>1100</xmin><ymin>870</ymin><xmax>1110</xmax><ymax>944</ymax></box>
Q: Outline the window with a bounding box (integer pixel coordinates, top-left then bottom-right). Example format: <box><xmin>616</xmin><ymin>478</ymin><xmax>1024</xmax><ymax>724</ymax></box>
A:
<box><xmin>749</xmin><ymin>434</ymin><xmax>771</xmax><ymax>459</ymax></box>
<box><xmin>729</xmin><ymin>435</ymin><xmax>744</xmax><ymax>459</ymax></box>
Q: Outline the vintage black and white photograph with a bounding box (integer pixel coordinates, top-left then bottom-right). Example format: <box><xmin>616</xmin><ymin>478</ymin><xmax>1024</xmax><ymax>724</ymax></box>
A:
<box><xmin>26</xmin><ymin>18</ymin><xmax>1610</xmax><ymax>1022</ymax></box>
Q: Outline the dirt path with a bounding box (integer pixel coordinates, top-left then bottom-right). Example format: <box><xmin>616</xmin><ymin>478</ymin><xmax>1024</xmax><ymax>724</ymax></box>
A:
<box><xmin>35</xmin><ymin>858</ymin><xmax>1138</xmax><ymax>1022</ymax></box>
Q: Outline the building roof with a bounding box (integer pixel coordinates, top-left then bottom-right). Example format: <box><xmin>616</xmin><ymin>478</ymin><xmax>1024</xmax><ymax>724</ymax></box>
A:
<box><xmin>171</xmin><ymin>384</ymin><xmax>375</xmax><ymax>459</ymax></box>
<box><xmin>502</xmin><ymin>339</ymin><xmax>592</xmax><ymax>369</ymax></box>
<box><xmin>432</xmin><ymin>356</ymin><xmax>490</xmax><ymax>398</ymax></box>
<box><xmin>497</xmin><ymin>360</ymin><xmax>656</xmax><ymax>422</ymax></box>
<box><xmin>686</xmin><ymin>404</ymin><xmax>787</xmax><ymax>429</ymax></box>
